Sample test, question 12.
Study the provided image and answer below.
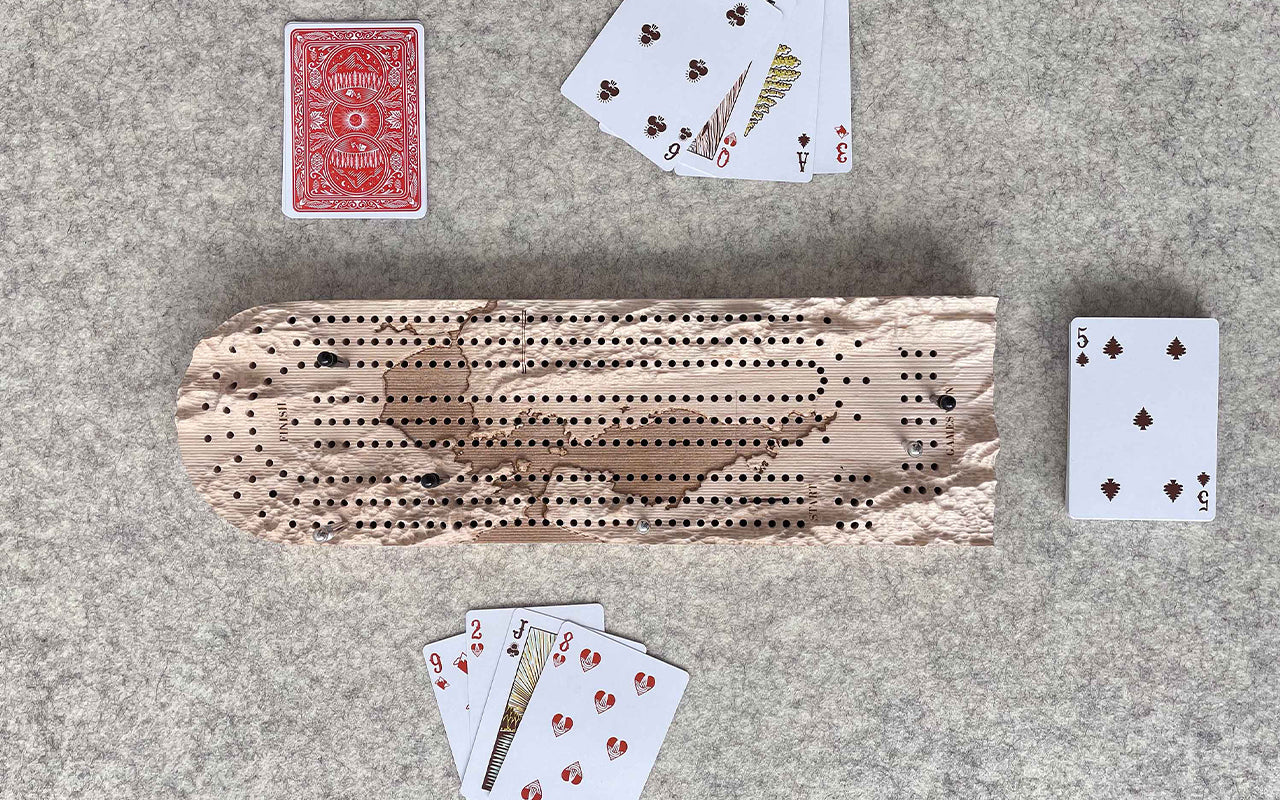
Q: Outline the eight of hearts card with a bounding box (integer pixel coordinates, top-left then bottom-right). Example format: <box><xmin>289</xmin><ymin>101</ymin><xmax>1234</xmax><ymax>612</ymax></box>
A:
<box><xmin>466</xmin><ymin>605</ymin><xmax>606</xmax><ymax>750</ymax></box>
<box><xmin>462</xmin><ymin>610</ymin><xmax>646</xmax><ymax>799</ymax></box>
<box><xmin>1067</xmin><ymin>317</ymin><xmax>1220</xmax><ymax>521</ymax></box>
<box><xmin>489</xmin><ymin>623</ymin><xmax>689</xmax><ymax>800</ymax></box>
<box><xmin>282</xmin><ymin>22</ymin><xmax>427</xmax><ymax>218</ymax></box>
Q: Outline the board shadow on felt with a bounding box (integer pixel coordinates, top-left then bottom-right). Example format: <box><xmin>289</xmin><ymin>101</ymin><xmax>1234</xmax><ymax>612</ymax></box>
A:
<box><xmin>189</xmin><ymin>226</ymin><xmax>977</xmax><ymax>334</ymax></box>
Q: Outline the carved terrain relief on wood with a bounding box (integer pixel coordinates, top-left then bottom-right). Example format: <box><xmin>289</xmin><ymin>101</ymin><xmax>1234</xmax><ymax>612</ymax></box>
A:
<box><xmin>175</xmin><ymin>297</ymin><xmax>999</xmax><ymax>545</ymax></box>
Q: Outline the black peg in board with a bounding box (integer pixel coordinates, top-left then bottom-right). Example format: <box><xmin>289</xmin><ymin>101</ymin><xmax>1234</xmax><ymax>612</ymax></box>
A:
<box><xmin>315</xmin><ymin>351</ymin><xmax>341</xmax><ymax>368</ymax></box>
<box><xmin>935</xmin><ymin>394</ymin><xmax>957</xmax><ymax>412</ymax></box>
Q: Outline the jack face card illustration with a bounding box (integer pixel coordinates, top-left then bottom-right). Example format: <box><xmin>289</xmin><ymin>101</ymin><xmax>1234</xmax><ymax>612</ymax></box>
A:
<box><xmin>1068</xmin><ymin>317</ymin><xmax>1219</xmax><ymax>520</ymax></box>
<box><xmin>424</xmin><ymin>634</ymin><xmax>473</xmax><ymax>777</ymax></box>
<box><xmin>674</xmin><ymin>0</ymin><xmax>824</xmax><ymax>182</ymax></box>
<box><xmin>282</xmin><ymin>21</ymin><xmax>427</xmax><ymax>218</ymax></box>
<box><xmin>561</xmin><ymin>0</ymin><xmax>784</xmax><ymax>169</ymax></box>
<box><xmin>489</xmin><ymin>623</ymin><xmax>690</xmax><ymax>800</ymax></box>
<box><xmin>466</xmin><ymin>605</ymin><xmax>606</xmax><ymax>751</ymax></box>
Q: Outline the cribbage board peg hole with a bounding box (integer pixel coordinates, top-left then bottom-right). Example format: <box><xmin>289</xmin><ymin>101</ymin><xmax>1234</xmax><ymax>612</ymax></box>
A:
<box><xmin>907</xmin><ymin>440</ymin><xmax>925</xmax><ymax>457</ymax></box>
<box><xmin>315</xmin><ymin>351</ymin><xmax>344</xmax><ymax>368</ymax></box>
<box><xmin>934</xmin><ymin>394</ymin><xmax>957</xmax><ymax>412</ymax></box>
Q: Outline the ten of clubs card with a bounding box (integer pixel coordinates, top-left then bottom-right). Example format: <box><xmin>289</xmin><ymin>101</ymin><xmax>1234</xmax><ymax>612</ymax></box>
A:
<box><xmin>1067</xmin><ymin>317</ymin><xmax>1220</xmax><ymax>521</ymax></box>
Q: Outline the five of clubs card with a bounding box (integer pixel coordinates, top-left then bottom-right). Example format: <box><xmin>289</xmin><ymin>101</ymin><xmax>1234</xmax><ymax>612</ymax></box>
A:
<box><xmin>562</xmin><ymin>0</ymin><xmax>852</xmax><ymax>181</ymax></box>
<box><xmin>424</xmin><ymin>604</ymin><xmax>689</xmax><ymax>800</ymax></box>
<box><xmin>1068</xmin><ymin>317</ymin><xmax>1220</xmax><ymax>521</ymax></box>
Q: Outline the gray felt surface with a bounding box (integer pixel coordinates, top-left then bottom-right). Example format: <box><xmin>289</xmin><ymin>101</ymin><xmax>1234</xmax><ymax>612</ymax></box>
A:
<box><xmin>2</xmin><ymin>1</ymin><xmax>1278</xmax><ymax>798</ymax></box>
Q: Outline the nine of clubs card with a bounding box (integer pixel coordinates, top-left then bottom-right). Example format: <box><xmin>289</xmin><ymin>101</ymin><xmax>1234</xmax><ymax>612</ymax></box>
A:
<box><xmin>561</xmin><ymin>0</ymin><xmax>784</xmax><ymax>169</ymax></box>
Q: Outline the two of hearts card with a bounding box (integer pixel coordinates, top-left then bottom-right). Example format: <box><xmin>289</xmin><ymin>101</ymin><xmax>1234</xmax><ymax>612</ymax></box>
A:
<box><xmin>562</xmin><ymin>0</ymin><xmax>852</xmax><ymax>182</ymax></box>
<box><xmin>1068</xmin><ymin>317</ymin><xmax>1220</xmax><ymax>521</ymax></box>
<box><xmin>424</xmin><ymin>605</ymin><xmax>689</xmax><ymax>800</ymax></box>
<box><xmin>282</xmin><ymin>22</ymin><xmax>427</xmax><ymax>218</ymax></box>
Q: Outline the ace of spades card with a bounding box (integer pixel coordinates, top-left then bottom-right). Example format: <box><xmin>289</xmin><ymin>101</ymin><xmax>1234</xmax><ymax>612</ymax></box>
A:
<box><xmin>561</xmin><ymin>0</ymin><xmax>783</xmax><ymax>169</ymax></box>
<box><xmin>488</xmin><ymin>623</ymin><xmax>689</xmax><ymax>800</ymax></box>
<box><xmin>1068</xmin><ymin>317</ymin><xmax>1220</xmax><ymax>521</ymax></box>
<box><xmin>673</xmin><ymin>0</ymin><xmax>825</xmax><ymax>182</ymax></box>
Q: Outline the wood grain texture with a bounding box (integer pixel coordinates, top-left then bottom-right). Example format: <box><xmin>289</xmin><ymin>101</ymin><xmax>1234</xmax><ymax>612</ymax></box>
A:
<box><xmin>175</xmin><ymin>297</ymin><xmax>998</xmax><ymax>545</ymax></box>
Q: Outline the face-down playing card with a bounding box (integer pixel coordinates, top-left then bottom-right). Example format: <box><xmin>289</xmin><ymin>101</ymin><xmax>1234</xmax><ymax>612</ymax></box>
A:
<box><xmin>1067</xmin><ymin>317</ymin><xmax>1219</xmax><ymax>520</ymax></box>
<box><xmin>489</xmin><ymin>622</ymin><xmax>689</xmax><ymax>800</ymax></box>
<box><xmin>424</xmin><ymin>633</ymin><xmax>473</xmax><ymax>778</ymax></box>
<box><xmin>466</xmin><ymin>605</ymin><xmax>606</xmax><ymax>755</ymax></box>
<box><xmin>562</xmin><ymin>0</ymin><xmax>784</xmax><ymax>169</ymax></box>
<box><xmin>282</xmin><ymin>21</ymin><xmax>427</xmax><ymax>218</ymax></box>
<box><xmin>462</xmin><ymin>610</ymin><xmax>642</xmax><ymax>799</ymax></box>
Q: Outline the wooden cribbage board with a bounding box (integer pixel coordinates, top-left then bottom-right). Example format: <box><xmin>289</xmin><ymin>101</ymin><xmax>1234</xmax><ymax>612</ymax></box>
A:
<box><xmin>176</xmin><ymin>297</ymin><xmax>999</xmax><ymax>545</ymax></box>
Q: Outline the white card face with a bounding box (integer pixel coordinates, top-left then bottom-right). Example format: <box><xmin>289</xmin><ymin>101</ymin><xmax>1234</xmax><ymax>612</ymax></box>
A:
<box><xmin>673</xmin><ymin>0</ymin><xmax>824</xmax><ymax>182</ymax></box>
<box><xmin>562</xmin><ymin>0</ymin><xmax>784</xmax><ymax>169</ymax></box>
<box><xmin>462</xmin><ymin>608</ymin><xmax>617</xmax><ymax>799</ymax></box>
<box><xmin>1067</xmin><ymin>317</ymin><xmax>1219</xmax><ymax>520</ymax></box>
<box><xmin>423</xmin><ymin>634</ymin><xmax>473</xmax><ymax>778</ymax></box>
<box><xmin>489</xmin><ymin>623</ymin><xmax>690</xmax><ymax>800</ymax></box>
<box><xmin>811</xmin><ymin>0</ymin><xmax>851</xmax><ymax>173</ymax></box>
<box><xmin>466</xmin><ymin>605</ymin><xmax>605</xmax><ymax>751</ymax></box>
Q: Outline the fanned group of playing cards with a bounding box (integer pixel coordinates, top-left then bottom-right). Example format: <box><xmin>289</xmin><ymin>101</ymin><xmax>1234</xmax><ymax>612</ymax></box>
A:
<box><xmin>424</xmin><ymin>604</ymin><xmax>689</xmax><ymax>800</ymax></box>
<box><xmin>562</xmin><ymin>0</ymin><xmax>852</xmax><ymax>181</ymax></box>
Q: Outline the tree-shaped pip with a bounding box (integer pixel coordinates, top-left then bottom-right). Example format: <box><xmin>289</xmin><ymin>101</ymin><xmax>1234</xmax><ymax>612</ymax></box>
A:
<box><xmin>1102</xmin><ymin>336</ymin><xmax>1123</xmax><ymax>359</ymax></box>
<box><xmin>1163</xmin><ymin>479</ymin><xmax>1184</xmax><ymax>502</ymax></box>
<box><xmin>1132</xmin><ymin>407</ymin><xmax>1154</xmax><ymax>430</ymax></box>
<box><xmin>1076</xmin><ymin>352</ymin><xmax>1089</xmax><ymax>367</ymax></box>
<box><xmin>1166</xmin><ymin>337</ymin><xmax>1187</xmax><ymax>360</ymax></box>
<box><xmin>1100</xmin><ymin>478</ymin><xmax>1121</xmax><ymax>501</ymax></box>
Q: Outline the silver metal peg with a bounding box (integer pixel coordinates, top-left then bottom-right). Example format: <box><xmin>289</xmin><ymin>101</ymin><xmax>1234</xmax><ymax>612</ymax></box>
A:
<box><xmin>637</xmin><ymin>521</ymin><xmax>651</xmax><ymax>533</ymax></box>
<box><xmin>907</xmin><ymin>440</ymin><xmax>924</xmax><ymax>457</ymax></box>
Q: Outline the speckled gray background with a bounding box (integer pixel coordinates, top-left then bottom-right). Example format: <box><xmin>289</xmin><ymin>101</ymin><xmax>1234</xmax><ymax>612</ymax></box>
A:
<box><xmin>2</xmin><ymin>1</ymin><xmax>1278</xmax><ymax>798</ymax></box>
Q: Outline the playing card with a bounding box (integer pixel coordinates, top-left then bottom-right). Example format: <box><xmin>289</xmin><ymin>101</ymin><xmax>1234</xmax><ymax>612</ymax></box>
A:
<box><xmin>461</xmin><ymin>609</ymin><xmax>642</xmax><ymax>799</ymax></box>
<box><xmin>811</xmin><ymin>0</ymin><xmax>851</xmax><ymax>173</ymax></box>
<box><xmin>467</xmin><ymin>605</ymin><xmax>605</xmax><ymax>752</ymax></box>
<box><xmin>673</xmin><ymin>0</ymin><xmax>824</xmax><ymax>182</ymax></box>
<box><xmin>488</xmin><ymin>623</ymin><xmax>690</xmax><ymax>800</ymax></box>
<box><xmin>424</xmin><ymin>633</ymin><xmax>473</xmax><ymax>777</ymax></box>
<box><xmin>562</xmin><ymin>0</ymin><xmax>784</xmax><ymax>169</ymax></box>
<box><xmin>282</xmin><ymin>21</ymin><xmax>427</xmax><ymax>218</ymax></box>
<box><xmin>1068</xmin><ymin>317</ymin><xmax>1220</xmax><ymax>520</ymax></box>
